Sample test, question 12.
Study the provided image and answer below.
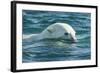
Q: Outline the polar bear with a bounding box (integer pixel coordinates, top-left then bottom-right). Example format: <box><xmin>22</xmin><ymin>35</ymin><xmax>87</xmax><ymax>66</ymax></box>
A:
<box><xmin>23</xmin><ymin>23</ymin><xmax>77</xmax><ymax>42</ymax></box>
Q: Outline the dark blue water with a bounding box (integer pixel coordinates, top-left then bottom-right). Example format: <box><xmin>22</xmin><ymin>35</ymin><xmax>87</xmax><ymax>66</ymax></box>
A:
<box><xmin>22</xmin><ymin>10</ymin><xmax>91</xmax><ymax>63</ymax></box>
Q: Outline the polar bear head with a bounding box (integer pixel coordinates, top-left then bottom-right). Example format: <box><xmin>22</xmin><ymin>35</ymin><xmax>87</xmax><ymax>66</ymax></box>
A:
<box><xmin>41</xmin><ymin>23</ymin><xmax>77</xmax><ymax>42</ymax></box>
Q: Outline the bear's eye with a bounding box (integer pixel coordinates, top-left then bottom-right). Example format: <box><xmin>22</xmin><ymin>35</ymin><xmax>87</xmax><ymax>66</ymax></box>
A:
<box><xmin>64</xmin><ymin>33</ymin><xmax>68</xmax><ymax>35</ymax></box>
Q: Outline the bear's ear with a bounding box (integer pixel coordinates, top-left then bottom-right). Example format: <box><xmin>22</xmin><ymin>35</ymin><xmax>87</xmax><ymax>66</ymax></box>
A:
<box><xmin>47</xmin><ymin>29</ymin><xmax>53</xmax><ymax>33</ymax></box>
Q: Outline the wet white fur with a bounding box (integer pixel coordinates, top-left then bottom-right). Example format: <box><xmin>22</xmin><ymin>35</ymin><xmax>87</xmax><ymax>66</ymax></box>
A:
<box><xmin>23</xmin><ymin>23</ymin><xmax>77</xmax><ymax>42</ymax></box>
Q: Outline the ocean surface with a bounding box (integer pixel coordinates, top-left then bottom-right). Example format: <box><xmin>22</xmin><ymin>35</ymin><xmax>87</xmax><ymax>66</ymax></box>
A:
<box><xmin>22</xmin><ymin>10</ymin><xmax>91</xmax><ymax>63</ymax></box>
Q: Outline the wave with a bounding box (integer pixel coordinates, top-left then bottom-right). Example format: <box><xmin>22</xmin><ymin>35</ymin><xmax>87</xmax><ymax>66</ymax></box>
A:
<box><xmin>22</xmin><ymin>10</ymin><xmax>91</xmax><ymax>62</ymax></box>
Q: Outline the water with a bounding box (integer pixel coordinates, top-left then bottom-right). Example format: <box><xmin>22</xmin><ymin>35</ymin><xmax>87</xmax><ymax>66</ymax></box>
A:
<box><xmin>22</xmin><ymin>10</ymin><xmax>91</xmax><ymax>63</ymax></box>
